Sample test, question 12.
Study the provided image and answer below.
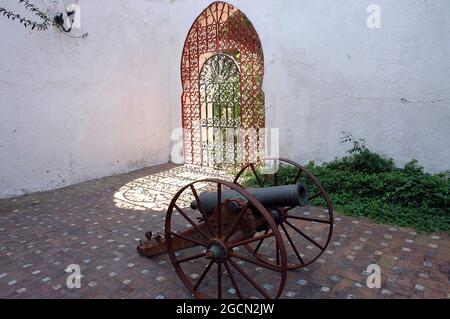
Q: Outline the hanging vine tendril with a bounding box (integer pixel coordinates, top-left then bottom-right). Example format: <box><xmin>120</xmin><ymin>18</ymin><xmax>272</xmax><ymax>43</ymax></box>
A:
<box><xmin>0</xmin><ymin>0</ymin><xmax>55</xmax><ymax>31</ymax></box>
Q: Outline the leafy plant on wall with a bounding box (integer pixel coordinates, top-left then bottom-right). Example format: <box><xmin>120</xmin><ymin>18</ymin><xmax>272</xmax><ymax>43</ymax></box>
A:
<box><xmin>1</xmin><ymin>0</ymin><xmax>88</xmax><ymax>38</ymax></box>
<box><xmin>0</xmin><ymin>0</ymin><xmax>55</xmax><ymax>30</ymax></box>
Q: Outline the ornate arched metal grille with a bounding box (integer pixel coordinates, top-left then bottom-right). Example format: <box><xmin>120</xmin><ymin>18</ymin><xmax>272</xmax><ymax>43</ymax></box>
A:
<box><xmin>200</xmin><ymin>54</ymin><xmax>241</xmax><ymax>167</ymax></box>
<box><xmin>181</xmin><ymin>1</ymin><xmax>264</xmax><ymax>167</ymax></box>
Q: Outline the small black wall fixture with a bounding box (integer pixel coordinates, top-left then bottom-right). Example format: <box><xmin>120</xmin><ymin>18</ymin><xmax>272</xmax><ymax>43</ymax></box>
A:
<box><xmin>53</xmin><ymin>7</ymin><xmax>76</xmax><ymax>33</ymax></box>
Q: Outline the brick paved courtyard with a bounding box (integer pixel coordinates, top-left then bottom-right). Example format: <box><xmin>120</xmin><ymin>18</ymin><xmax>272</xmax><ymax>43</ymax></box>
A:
<box><xmin>0</xmin><ymin>164</ymin><xmax>448</xmax><ymax>299</ymax></box>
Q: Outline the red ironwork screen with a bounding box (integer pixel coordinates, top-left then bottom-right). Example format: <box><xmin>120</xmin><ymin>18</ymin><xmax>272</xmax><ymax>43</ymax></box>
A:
<box><xmin>181</xmin><ymin>1</ymin><xmax>264</xmax><ymax>167</ymax></box>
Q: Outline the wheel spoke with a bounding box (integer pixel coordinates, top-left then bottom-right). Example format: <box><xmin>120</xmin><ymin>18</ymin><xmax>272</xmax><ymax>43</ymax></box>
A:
<box><xmin>176</xmin><ymin>251</ymin><xmax>207</xmax><ymax>264</ymax></box>
<box><xmin>273</xmin><ymin>172</ymin><xmax>278</xmax><ymax>186</ymax></box>
<box><xmin>286</xmin><ymin>205</ymin><xmax>298</xmax><ymax>212</ymax></box>
<box><xmin>193</xmin><ymin>260</ymin><xmax>214</xmax><ymax>291</ymax></box>
<box><xmin>190</xmin><ymin>185</ymin><xmax>215</xmax><ymax>237</ymax></box>
<box><xmin>276</xmin><ymin>241</ymin><xmax>279</xmax><ymax>264</ymax></box>
<box><xmin>228</xmin><ymin>259</ymin><xmax>271</xmax><ymax>299</ymax></box>
<box><xmin>254</xmin><ymin>228</ymin><xmax>269</xmax><ymax>254</ymax></box>
<box><xmin>287</xmin><ymin>214</ymin><xmax>331</xmax><ymax>224</ymax></box>
<box><xmin>224</xmin><ymin>203</ymin><xmax>248</xmax><ymax>242</ymax></box>
<box><xmin>170</xmin><ymin>231</ymin><xmax>209</xmax><ymax>248</ymax></box>
<box><xmin>273</xmin><ymin>159</ymin><xmax>278</xmax><ymax>186</ymax></box>
<box><xmin>280</xmin><ymin>223</ymin><xmax>304</xmax><ymax>265</ymax></box>
<box><xmin>224</xmin><ymin>261</ymin><xmax>242</xmax><ymax>298</ymax></box>
<box><xmin>217</xmin><ymin>262</ymin><xmax>222</xmax><ymax>299</ymax></box>
<box><xmin>250</xmin><ymin>163</ymin><xmax>264</xmax><ymax>187</ymax></box>
<box><xmin>230</xmin><ymin>252</ymin><xmax>282</xmax><ymax>272</ymax></box>
<box><xmin>292</xmin><ymin>169</ymin><xmax>303</xmax><ymax>184</ymax></box>
<box><xmin>174</xmin><ymin>204</ymin><xmax>209</xmax><ymax>240</ymax></box>
<box><xmin>217</xmin><ymin>183</ymin><xmax>222</xmax><ymax>238</ymax></box>
<box><xmin>309</xmin><ymin>191</ymin><xmax>322</xmax><ymax>201</ymax></box>
<box><xmin>284</xmin><ymin>220</ymin><xmax>324</xmax><ymax>250</ymax></box>
<box><xmin>228</xmin><ymin>231</ymin><xmax>274</xmax><ymax>248</ymax></box>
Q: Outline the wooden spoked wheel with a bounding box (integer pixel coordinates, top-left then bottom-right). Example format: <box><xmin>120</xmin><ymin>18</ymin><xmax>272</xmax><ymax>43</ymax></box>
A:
<box><xmin>233</xmin><ymin>158</ymin><xmax>334</xmax><ymax>269</ymax></box>
<box><xmin>165</xmin><ymin>179</ymin><xmax>288</xmax><ymax>299</ymax></box>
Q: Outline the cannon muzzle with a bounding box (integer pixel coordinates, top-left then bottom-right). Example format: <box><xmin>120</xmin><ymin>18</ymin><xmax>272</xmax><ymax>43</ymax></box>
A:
<box><xmin>190</xmin><ymin>184</ymin><xmax>308</xmax><ymax>215</ymax></box>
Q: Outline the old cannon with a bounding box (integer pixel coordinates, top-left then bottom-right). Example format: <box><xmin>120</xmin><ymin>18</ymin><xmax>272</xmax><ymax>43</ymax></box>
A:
<box><xmin>137</xmin><ymin>158</ymin><xmax>334</xmax><ymax>299</ymax></box>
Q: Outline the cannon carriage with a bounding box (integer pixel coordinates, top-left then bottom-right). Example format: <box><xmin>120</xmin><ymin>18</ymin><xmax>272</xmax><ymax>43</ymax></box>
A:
<box><xmin>137</xmin><ymin>158</ymin><xmax>334</xmax><ymax>299</ymax></box>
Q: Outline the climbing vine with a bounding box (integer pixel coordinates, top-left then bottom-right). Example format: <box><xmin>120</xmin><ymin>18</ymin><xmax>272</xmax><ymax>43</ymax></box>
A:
<box><xmin>0</xmin><ymin>0</ymin><xmax>55</xmax><ymax>30</ymax></box>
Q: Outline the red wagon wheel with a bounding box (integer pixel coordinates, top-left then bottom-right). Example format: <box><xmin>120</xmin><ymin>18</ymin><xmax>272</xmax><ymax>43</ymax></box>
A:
<box><xmin>233</xmin><ymin>158</ymin><xmax>334</xmax><ymax>269</ymax></box>
<box><xmin>165</xmin><ymin>179</ymin><xmax>288</xmax><ymax>299</ymax></box>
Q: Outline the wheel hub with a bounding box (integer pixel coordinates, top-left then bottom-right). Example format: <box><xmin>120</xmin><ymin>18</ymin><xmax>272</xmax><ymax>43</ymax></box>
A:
<box><xmin>207</xmin><ymin>240</ymin><xmax>227</xmax><ymax>262</ymax></box>
<box><xmin>270</xmin><ymin>208</ymin><xmax>285</xmax><ymax>225</ymax></box>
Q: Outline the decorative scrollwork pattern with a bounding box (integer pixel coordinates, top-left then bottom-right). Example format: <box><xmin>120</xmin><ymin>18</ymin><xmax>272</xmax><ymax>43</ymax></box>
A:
<box><xmin>181</xmin><ymin>1</ymin><xmax>265</xmax><ymax>167</ymax></box>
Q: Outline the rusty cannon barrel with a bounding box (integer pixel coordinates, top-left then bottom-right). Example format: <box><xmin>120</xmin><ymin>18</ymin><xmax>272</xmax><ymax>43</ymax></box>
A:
<box><xmin>190</xmin><ymin>183</ymin><xmax>308</xmax><ymax>215</ymax></box>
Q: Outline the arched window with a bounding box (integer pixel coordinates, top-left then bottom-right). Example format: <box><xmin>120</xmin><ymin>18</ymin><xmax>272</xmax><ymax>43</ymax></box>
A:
<box><xmin>181</xmin><ymin>1</ymin><xmax>264</xmax><ymax>167</ymax></box>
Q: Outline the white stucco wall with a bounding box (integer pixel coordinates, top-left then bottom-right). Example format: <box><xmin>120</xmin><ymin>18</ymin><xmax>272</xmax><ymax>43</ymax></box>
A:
<box><xmin>0</xmin><ymin>0</ymin><xmax>173</xmax><ymax>198</ymax></box>
<box><xmin>167</xmin><ymin>0</ymin><xmax>450</xmax><ymax>172</ymax></box>
<box><xmin>1</xmin><ymin>0</ymin><xmax>449</xmax><ymax>198</ymax></box>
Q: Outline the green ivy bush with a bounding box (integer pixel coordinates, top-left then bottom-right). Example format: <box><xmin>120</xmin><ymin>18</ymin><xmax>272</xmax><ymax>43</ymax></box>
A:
<box><xmin>238</xmin><ymin>133</ymin><xmax>450</xmax><ymax>233</ymax></box>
